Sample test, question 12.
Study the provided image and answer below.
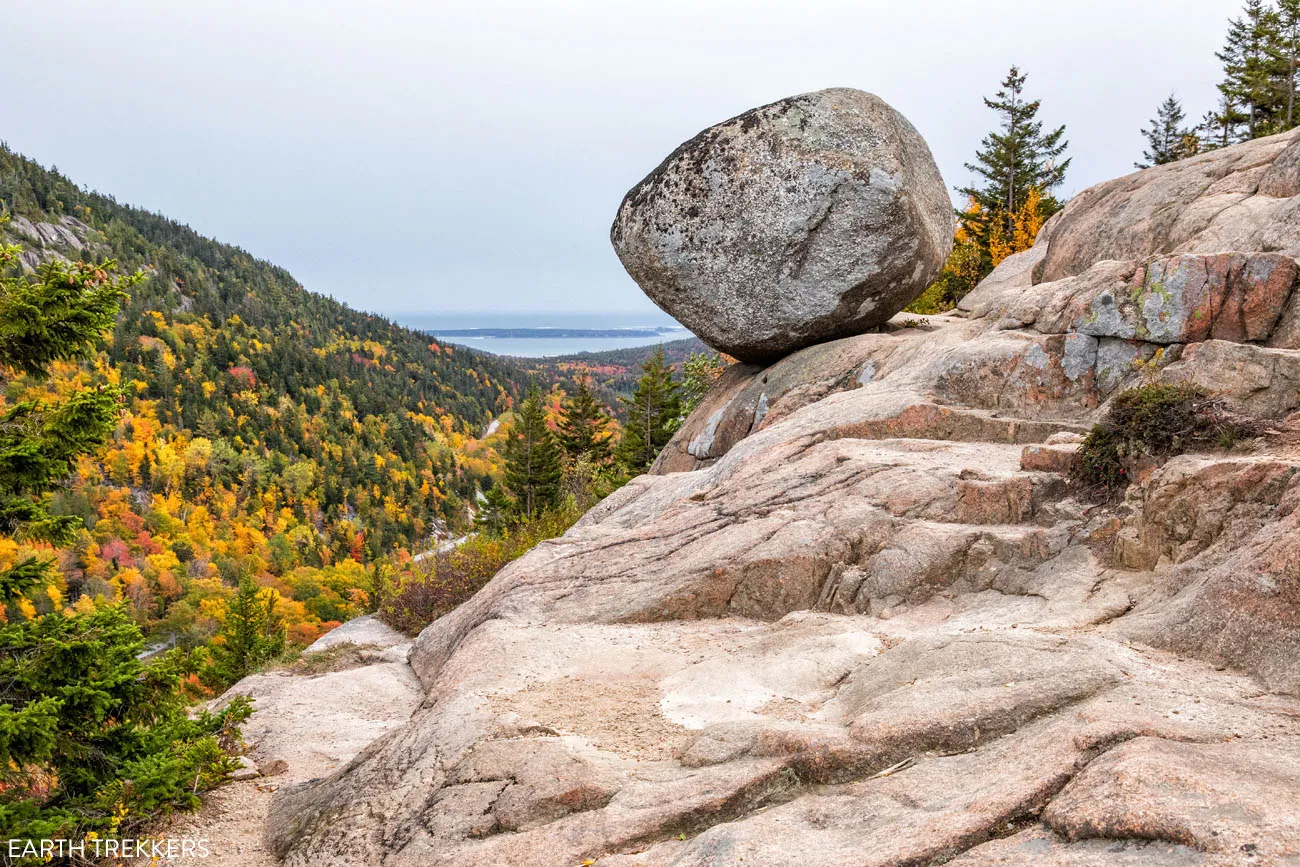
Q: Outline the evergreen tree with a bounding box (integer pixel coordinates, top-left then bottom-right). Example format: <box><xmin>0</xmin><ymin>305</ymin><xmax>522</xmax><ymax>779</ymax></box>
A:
<box><xmin>1277</xmin><ymin>0</ymin><xmax>1300</xmax><ymax>128</ymax></box>
<box><xmin>1137</xmin><ymin>94</ymin><xmax>1196</xmax><ymax>168</ymax></box>
<box><xmin>0</xmin><ymin>243</ymin><xmax>137</xmax><ymax>602</ymax></box>
<box><xmin>618</xmin><ymin>348</ymin><xmax>682</xmax><ymax>472</ymax></box>
<box><xmin>957</xmin><ymin>66</ymin><xmax>1070</xmax><ymax>275</ymax></box>
<box><xmin>1</xmin><ymin>604</ymin><xmax>251</xmax><ymax>844</ymax></box>
<box><xmin>212</xmin><ymin>575</ymin><xmax>285</xmax><ymax>683</ymax></box>
<box><xmin>1213</xmin><ymin>0</ymin><xmax>1293</xmax><ymax>142</ymax></box>
<box><xmin>556</xmin><ymin>375</ymin><xmax>612</xmax><ymax>465</ymax></box>
<box><xmin>1200</xmin><ymin>93</ymin><xmax>1247</xmax><ymax>150</ymax></box>
<box><xmin>474</xmin><ymin>484</ymin><xmax>513</xmax><ymax>536</ymax></box>
<box><xmin>502</xmin><ymin>386</ymin><xmax>563</xmax><ymax>519</ymax></box>
<box><xmin>0</xmin><ymin>234</ymin><xmax>245</xmax><ymax>845</ymax></box>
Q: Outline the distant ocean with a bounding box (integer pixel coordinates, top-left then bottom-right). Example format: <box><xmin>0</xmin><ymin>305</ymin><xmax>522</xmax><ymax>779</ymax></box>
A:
<box><xmin>390</xmin><ymin>311</ymin><xmax>692</xmax><ymax>358</ymax></box>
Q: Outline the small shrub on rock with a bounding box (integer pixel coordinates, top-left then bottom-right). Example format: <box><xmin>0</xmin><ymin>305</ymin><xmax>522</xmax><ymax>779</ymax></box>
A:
<box><xmin>1071</xmin><ymin>383</ymin><xmax>1260</xmax><ymax>500</ymax></box>
<box><xmin>375</xmin><ymin>505</ymin><xmax>583</xmax><ymax>635</ymax></box>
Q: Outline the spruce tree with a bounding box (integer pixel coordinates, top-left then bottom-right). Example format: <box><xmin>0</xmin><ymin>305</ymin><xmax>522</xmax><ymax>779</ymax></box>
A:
<box><xmin>1278</xmin><ymin>0</ymin><xmax>1300</xmax><ymax>128</ymax></box>
<box><xmin>0</xmin><ymin>235</ymin><xmax>245</xmax><ymax>843</ymax></box>
<box><xmin>1200</xmin><ymin>94</ymin><xmax>1247</xmax><ymax>150</ymax></box>
<box><xmin>556</xmin><ymin>375</ymin><xmax>612</xmax><ymax>465</ymax></box>
<box><xmin>1137</xmin><ymin>95</ymin><xmax>1195</xmax><ymax>168</ymax></box>
<box><xmin>1214</xmin><ymin>0</ymin><xmax>1290</xmax><ymax>141</ymax></box>
<box><xmin>474</xmin><ymin>484</ymin><xmax>513</xmax><ymax>536</ymax></box>
<box><xmin>502</xmin><ymin>385</ymin><xmax>563</xmax><ymax>519</ymax></box>
<box><xmin>618</xmin><ymin>348</ymin><xmax>682</xmax><ymax>472</ymax></box>
<box><xmin>212</xmin><ymin>574</ymin><xmax>286</xmax><ymax>683</ymax></box>
<box><xmin>0</xmin><ymin>245</ymin><xmax>137</xmax><ymax>601</ymax></box>
<box><xmin>957</xmin><ymin>66</ymin><xmax>1070</xmax><ymax>274</ymax></box>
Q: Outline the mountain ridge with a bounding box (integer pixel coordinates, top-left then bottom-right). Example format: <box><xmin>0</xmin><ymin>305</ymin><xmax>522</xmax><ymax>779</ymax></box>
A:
<box><xmin>0</xmin><ymin>145</ymin><xmax>532</xmax><ymax>647</ymax></box>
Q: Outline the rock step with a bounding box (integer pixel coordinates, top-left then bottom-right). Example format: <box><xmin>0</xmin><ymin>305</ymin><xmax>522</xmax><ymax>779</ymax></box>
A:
<box><xmin>1158</xmin><ymin>337</ymin><xmax>1300</xmax><ymax>417</ymax></box>
<box><xmin>819</xmin><ymin>402</ymin><xmax>1087</xmax><ymax>446</ymax></box>
<box><xmin>1020</xmin><ymin>442</ymin><xmax>1082</xmax><ymax>474</ymax></box>
<box><xmin>816</xmin><ymin>519</ymin><xmax>1076</xmax><ymax>617</ymax></box>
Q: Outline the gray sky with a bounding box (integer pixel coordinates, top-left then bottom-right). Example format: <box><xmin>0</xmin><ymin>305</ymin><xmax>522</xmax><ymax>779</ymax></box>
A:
<box><xmin>7</xmin><ymin>0</ymin><xmax>1235</xmax><ymax>315</ymax></box>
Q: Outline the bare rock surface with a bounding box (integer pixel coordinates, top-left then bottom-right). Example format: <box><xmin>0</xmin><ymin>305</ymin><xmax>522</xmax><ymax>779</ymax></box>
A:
<box><xmin>146</xmin><ymin>634</ymin><xmax>422</xmax><ymax>866</ymax></box>
<box><xmin>306</xmin><ymin>613</ymin><xmax>408</xmax><ymax>651</ymax></box>
<box><xmin>1043</xmin><ymin>738</ymin><xmax>1300</xmax><ymax>858</ymax></box>
<box><xmin>611</xmin><ymin>88</ymin><xmax>953</xmax><ymax>363</ymax></box>
<box><xmin>1033</xmin><ymin>130</ymin><xmax>1300</xmax><ymax>283</ymax></box>
<box><xmin>268</xmin><ymin>133</ymin><xmax>1300</xmax><ymax>864</ymax></box>
<box><xmin>0</xmin><ymin>213</ymin><xmax>94</xmax><ymax>271</ymax></box>
<box><xmin>304</xmin><ymin>612</ymin><xmax>412</xmax><ymax>663</ymax></box>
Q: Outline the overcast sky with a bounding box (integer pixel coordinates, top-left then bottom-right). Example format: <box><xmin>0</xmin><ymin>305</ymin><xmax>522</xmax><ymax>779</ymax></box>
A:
<box><xmin>7</xmin><ymin>0</ymin><xmax>1236</xmax><ymax>315</ymax></box>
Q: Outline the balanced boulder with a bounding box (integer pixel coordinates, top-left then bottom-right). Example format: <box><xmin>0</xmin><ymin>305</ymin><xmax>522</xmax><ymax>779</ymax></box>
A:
<box><xmin>611</xmin><ymin>87</ymin><xmax>954</xmax><ymax>363</ymax></box>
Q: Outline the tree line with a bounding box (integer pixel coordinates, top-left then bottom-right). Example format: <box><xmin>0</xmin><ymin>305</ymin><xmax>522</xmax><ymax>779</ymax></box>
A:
<box><xmin>1137</xmin><ymin>0</ymin><xmax>1300</xmax><ymax>165</ymax></box>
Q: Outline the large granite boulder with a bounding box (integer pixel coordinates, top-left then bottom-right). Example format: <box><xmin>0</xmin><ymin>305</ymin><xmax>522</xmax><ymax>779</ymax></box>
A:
<box><xmin>610</xmin><ymin>88</ymin><xmax>954</xmax><ymax>363</ymax></box>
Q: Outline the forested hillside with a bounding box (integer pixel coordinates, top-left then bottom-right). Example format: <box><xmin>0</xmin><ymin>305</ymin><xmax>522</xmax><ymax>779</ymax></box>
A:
<box><xmin>0</xmin><ymin>145</ymin><xmax>528</xmax><ymax>648</ymax></box>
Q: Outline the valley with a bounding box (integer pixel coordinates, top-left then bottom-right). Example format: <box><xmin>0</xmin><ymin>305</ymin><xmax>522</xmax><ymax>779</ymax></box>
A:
<box><xmin>0</xmin><ymin>146</ymin><xmax>694</xmax><ymax>669</ymax></box>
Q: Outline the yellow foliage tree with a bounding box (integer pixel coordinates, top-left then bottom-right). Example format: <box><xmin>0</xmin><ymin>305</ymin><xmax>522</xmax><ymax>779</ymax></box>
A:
<box><xmin>989</xmin><ymin>187</ymin><xmax>1048</xmax><ymax>268</ymax></box>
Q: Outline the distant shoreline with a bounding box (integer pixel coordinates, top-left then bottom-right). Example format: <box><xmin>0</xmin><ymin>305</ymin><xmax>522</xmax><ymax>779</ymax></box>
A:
<box><xmin>427</xmin><ymin>326</ymin><xmax>686</xmax><ymax>339</ymax></box>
